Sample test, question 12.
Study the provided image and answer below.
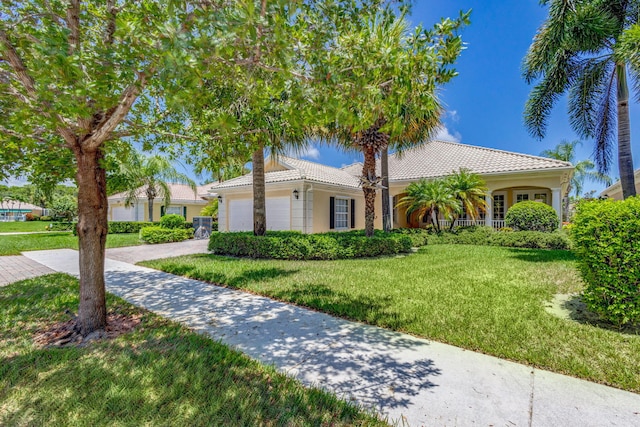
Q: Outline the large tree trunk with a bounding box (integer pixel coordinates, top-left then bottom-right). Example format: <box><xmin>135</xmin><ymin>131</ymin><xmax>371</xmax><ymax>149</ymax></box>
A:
<box><xmin>148</xmin><ymin>198</ymin><xmax>154</xmax><ymax>222</ymax></box>
<box><xmin>362</xmin><ymin>146</ymin><xmax>377</xmax><ymax>237</ymax></box>
<box><xmin>617</xmin><ymin>64</ymin><xmax>636</xmax><ymax>199</ymax></box>
<box><xmin>381</xmin><ymin>145</ymin><xmax>391</xmax><ymax>233</ymax></box>
<box><xmin>253</xmin><ymin>144</ymin><xmax>266</xmax><ymax>236</ymax></box>
<box><xmin>73</xmin><ymin>145</ymin><xmax>108</xmax><ymax>336</ymax></box>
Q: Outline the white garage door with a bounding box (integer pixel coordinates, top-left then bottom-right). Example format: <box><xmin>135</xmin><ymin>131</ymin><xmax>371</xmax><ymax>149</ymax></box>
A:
<box><xmin>111</xmin><ymin>206</ymin><xmax>136</xmax><ymax>222</ymax></box>
<box><xmin>228</xmin><ymin>197</ymin><xmax>291</xmax><ymax>231</ymax></box>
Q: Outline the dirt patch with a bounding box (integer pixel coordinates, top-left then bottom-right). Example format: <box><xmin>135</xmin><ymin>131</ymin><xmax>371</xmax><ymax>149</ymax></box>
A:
<box><xmin>34</xmin><ymin>312</ymin><xmax>142</xmax><ymax>348</ymax></box>
<box><xmin>545</xmin><ymin>294</ymin><xmax>640</xmax><ymax>334</ymax></box>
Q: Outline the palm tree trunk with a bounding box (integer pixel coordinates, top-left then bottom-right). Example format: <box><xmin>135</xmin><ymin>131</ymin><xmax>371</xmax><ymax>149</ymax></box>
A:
<box><xmin>381</xmin><ymin>145</ymin><xmax>391</xmax><ymax>233</ymax></box>
<box><xmin>73</xmin><ymin>145</ymin><xmax>108</xmax><ymax>336</ymax></box>
<box><xmin>148</xmin><ymin>198</ymin><xmax>154</xmax><ymax>222</ymax></box>
<box><xmin>362</xmin><ymin>146</ymin><xmax>377</xmax><ymax>237</ymax></box>
<box><xmin>617</xmin><ymin>63</ymin><xmax>636</xmax><ymax>199</ymax></box>
<box><xmin>253</xmin><ymin>144</ymin><xmax>266</xmax><ymax>236</ymax></box>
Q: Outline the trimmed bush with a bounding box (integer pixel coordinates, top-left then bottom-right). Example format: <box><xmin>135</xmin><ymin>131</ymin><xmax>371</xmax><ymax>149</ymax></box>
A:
<box><xmin>505</xmin><ymin>201</ymin><xmax>559</xmax><ymax>232</ymax></box>
<box><xmin>408</xmin><ymin>225</ymin><xmax>570</xmax><ymax>250</ymax></box>
<box><xmin>571</xmin><ymin>197</ymin><xmax>640</xmax><ymax>326</ymax></box>
<box><xmin>208</xmin><ymin>230</ymin><xmax>412</xmax><ymax>260</ymax></box>
<box><xmin>391</xmin><ymin>228</ymin><xmax>430</xmax><ymax>247</ymax></box>
<box><xmin>109</xmin><ymin>221</ymin><xmax>155</xmax><ymax>234</ymax></box>
<box><xmin>46</xmin><ymin>222</ymin><xmax>74</xmax><ymax>232</ymax></box>
<box><xmin>39</xmin><ymin>216</ymin><xmax>52</xmax><ymax>221</ymax></box>
<box><xmin>160</xmin><ymin>214</ymin><xmax>186</xmax><ymax>229</ymax></box>
<box><xmin>139</xmin><ymin>226</ymin><xmax>194</xmax><ymax>244</ymax></box>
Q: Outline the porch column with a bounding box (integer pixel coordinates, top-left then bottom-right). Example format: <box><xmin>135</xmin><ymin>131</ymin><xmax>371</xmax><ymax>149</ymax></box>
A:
<box><xmin>485</xmin><ymin>190</ymin><xmax>493</xmax><ymax>228</ymax></box>
<box><xmin>218</xmin><ymin>196</ymin><xmax>226</xmax><ymax>232</ymax></box>
<box><xmin>551</xmin><ymin>187</ymin><xmax>562</xmax><ymax>229</ymax></box>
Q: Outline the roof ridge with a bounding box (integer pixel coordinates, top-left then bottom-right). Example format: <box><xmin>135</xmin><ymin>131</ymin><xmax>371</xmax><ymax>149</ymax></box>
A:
<box><xmin>393</xmin><ymin>140</ymin><xmax>573</xmax><ymax>167</ymax></box>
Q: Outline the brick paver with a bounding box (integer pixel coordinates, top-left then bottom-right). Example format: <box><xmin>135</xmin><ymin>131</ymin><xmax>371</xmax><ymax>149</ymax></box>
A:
<box><xmin>0</xmin><ymin>255</ymin><xmax>55</xmax><ymax>286</ymax></box>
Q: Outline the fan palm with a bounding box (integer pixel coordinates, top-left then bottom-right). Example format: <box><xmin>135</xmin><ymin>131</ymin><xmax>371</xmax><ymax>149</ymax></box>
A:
<box><xmin>397</xmin><ymin>179</ymin><xmax>460</xmax><ymax>232</ymax></box>
<box><xmin>540</xmin><ymin>140</ymin><xmax>612</xmax><ymax>197</ymax></box>
<box><xmin>523</xmin><ymin>0</ymin><xmax>639</xmax><ymax>198</ymax></box>
<box><xmin>115</xmin><ymin>152</ymin><xmax>196</xmax><ymax>222</ymax></box>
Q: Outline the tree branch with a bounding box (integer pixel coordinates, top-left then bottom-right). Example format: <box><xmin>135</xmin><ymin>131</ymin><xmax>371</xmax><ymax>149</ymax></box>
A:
<box><xmin>66</xmin><ymin>0</ymin><xmax>80</xmax><ymax>55</ymax></box>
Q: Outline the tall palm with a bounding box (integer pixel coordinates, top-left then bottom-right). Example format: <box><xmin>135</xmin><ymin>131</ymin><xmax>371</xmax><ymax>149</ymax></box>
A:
<box><xmin>445</xmin><ymin>168</ymin><xmax>488</xmax><ymax>228</ymax></box>
<box><xmin>523</xmin><ymin>0</ymin><xmax>639</xmax><ymax>198</ymax></box>
<box><xmin>541</xmin><ymin>140</ymin><xmax>612</xmax><ymax>197</ymax></box>
<box><xmin>116</xmin><ymin>152</ymin><xmax>196</xmax><ymax>222</ymax></box>
<box><xmin>397</xmin><ymin>179</ymin><xmax>460</xmax><ymax>232</ymax></box>
<box><xmin>313</xmin><ymin>8</ymin><xmax>468</xmax><ymax>236</ymax></box>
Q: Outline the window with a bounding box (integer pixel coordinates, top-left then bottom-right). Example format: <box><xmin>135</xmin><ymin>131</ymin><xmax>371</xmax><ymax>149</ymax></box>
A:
<box><xmin>166</xmin><ymin>205</ymin><xmax>183</xmax><ymax>216</ymax></box>
<box><xmin>534</xmin><ymin>193</ymin><xmax>548</xmax><ymax>203</ymax></box>
<box><xmin>493</xmin><ymin>195</ymin><xmax>505</xmax><ymax>220</ymax></box>
<box><xmin>335</xmin><ymin>198</ymin><xmax>349</xmax><ymax>229</ymax></box>
<box><xmin>516</xmin><ymin>193</ymin><xmax>529</xmax><ymax>203</ymax></box>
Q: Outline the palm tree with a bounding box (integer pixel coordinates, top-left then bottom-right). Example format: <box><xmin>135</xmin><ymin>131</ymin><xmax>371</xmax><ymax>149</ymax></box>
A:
<box><xmin>115</xmin><ymin>152</ymin><xmax>196</xmax><ymax>222</ymax></box>
<box><xmin>540</xmin><ymin>140</ymin><xmax>612</xmax><ymax>198</ymax></box>
<box><xmin>523</xmin><ymin>0</ymin><xmax>639</xmax><ymax>198</ymax></box>
<box><xmin>397</xmin><ymin>179</ymin><xmax>460</xmax><ymax>232</ymax></box>
<box><xmin>313</xmin><ymin>8</ymin><xmax>469</xmax><ymax>236</ymax></box>
<box><xmin>445</xmin><ymin>168</ymin><xmax>488</xmax><ymax>228</ymax></box>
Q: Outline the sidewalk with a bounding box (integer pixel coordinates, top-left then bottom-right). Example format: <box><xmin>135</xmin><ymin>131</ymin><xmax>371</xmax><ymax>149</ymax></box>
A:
<box><xmin>19</xmin><ymin>247</ymin><xmax>640</xmax><ymax>427</ymax></box>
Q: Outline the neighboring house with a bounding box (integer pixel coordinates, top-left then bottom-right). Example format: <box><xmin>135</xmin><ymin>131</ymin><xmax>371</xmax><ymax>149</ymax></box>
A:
<box><xmin>209</xmin><ymin>140</ymin><xmax>574</xmax><ymax>233</ymax></box>
<box><xmin>108</xmin><ymin>183</ymin><xmax>212</xmax><ymax>222</ymax></box>
<box><xmin>0</xmin><ymin>200</ymin><xmax>44</xmax><ymax>221</ymax></box>
<box><xmin>599</xmin><ymin>169</ymin><xmax>640</xmax><ymax>200</ymax></box>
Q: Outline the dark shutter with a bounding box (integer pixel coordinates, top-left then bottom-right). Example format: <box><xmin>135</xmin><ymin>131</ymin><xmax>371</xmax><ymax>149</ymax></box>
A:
<box><xmin>350</xmin><ymin>198</ymin><xmax>355</xmax><ymax>228</ymax></box>
<box><xmin>183</xmin><ymin>206</ymin><xmax>187</xmax><ymax>219</ymax></box>
<box><xmin>160</xmin><ymin>206</ymin><xmax>165</xmax><ymax>217</ymax></box>
<box><xmin>329</xmin><ymin>197</ymin><xmax>335</xmax><ymax>229</ymax></box>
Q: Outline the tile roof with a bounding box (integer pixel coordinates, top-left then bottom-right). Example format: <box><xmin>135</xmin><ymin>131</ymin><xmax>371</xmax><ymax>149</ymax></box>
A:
<box><xmin>388</xmin><ymin>140</ymin><xmax>573</xmax><ymax>181</ymax></box>
<box><xmin>108</xmin><ymin>183</ymin><xmax>208</xmax><ymax>203</ymax></box>
<box><xmin>212</xmin><ymin>156</ymin><xmax>361</xmax><ymax>190</ymax></box>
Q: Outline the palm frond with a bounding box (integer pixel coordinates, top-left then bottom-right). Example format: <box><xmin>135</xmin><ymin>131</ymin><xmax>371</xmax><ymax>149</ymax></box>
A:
<box><xmin>592</xmin><ymin>70</ymin><xmax>617</xmax><ymax>173</ymax></box>
<box><xmin>568</xmin><ymin>57</ymin><xmax>614</xmax><ymax>138</ymax></box>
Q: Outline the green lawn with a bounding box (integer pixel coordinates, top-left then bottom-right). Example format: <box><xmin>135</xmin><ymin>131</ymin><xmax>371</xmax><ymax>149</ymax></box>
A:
<box><xmin>0</xmin><ymin>233</ymin><xmax>143</xmax><ymax>255</ymax></box>
<box><xmin>142</xmin><ymin>245</ymin><xmax>640</xmax><ymax>393</ymax></box>
<box><xmin>0</xmin><ymin>274</ymin><xmax>384</xmax><ymax>426</ymax></box>
<box><xmin>0</xmin><ymin>221</ymin><xmax>57</xmax><ymax>233</ymax></box>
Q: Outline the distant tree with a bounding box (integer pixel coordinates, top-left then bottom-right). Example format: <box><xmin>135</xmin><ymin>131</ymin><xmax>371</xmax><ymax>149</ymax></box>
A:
<box><xmin>115</xmin><ymin>152</ymin><xmax>195</xmax><ymax>222</ymax></box>
<box><xmin>310</xmin><ymin>7</ymin><xmax>469</xmax><ymax>236</ymax></box>
<box><xmin>541</xmin><ymin>140</ymin><xmax>612</xmax><ymax>198</ymax></box>
<box><xmin>200</xmin><ymin>199</ymin><xmax>218</xmax><ymax>220</ymax></box>
<box><xmin>51</xmin><ymin>195</ymin><xmax>78</xmax><ymax>221</ymax></box>
<box><xmin>523</xmin><ymin>0</ymin><xmax>639</xmax><ymax>198</ymax></box>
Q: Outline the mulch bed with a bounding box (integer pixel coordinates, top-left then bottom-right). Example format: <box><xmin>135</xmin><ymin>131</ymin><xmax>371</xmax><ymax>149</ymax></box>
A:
<box><xmin>33</xmin><ymin>312</ymin><xmax>142</xmax><ymax>348</ymax></box>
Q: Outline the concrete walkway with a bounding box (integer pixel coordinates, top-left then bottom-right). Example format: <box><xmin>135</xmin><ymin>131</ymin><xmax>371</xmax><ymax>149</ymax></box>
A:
<box><xmin>17</xmin><ymin>246</ymin><xmax>640</xmax><ymax>427</ymax></box>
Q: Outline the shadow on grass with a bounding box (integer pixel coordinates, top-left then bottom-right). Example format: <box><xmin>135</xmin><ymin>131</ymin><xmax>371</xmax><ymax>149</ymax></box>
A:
<box><xmin>506</xmin><ymin>248</ymin><xmax>577</xmax><ymax>263</ymax></box>
<box><xmin>556</xmin><ymin>294</ymin><xmax>640</xmax><ymax>335</ymax></box>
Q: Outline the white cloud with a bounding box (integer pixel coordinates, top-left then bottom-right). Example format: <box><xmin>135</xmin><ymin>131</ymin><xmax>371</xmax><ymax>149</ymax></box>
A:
<box><xmin>290</xmin><ymin>144</ymin><xmax>320</xmax><ymax>160</ymax></box>
<box><xmin>434</xmin><ymin>125</ymin><xmax>462</xmax><ymax>143</ymax></box>
<box><xmin>446</xmin><ymin>110</ymin><xmax>460</xmax><ymax>123</ymax></box>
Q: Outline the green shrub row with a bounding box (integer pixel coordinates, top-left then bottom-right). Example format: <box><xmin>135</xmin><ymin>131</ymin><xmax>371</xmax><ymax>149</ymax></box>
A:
<box><xmin>68</xmin><ymin>221</ymin><xmax>196</xmax><ymax>236</ymax></box>
<box><xmin>139</xmin><ymin>226</ymin><xmax>194</xmax><ymax>244</ymax></box>
<box><xmin>208</xmin><ymin>230</ymin><xmax>413</xmax><ymax>260</ymax></box>
<box><xmin>505</xmin><ymin>201</ymin><xmax>559</xmax><ymax>232</ymax></box>
<box><xmin>571</xmin><ymin>197</ymin><xmax>640</xmax><ymax>326</ymax></box>
<box><xmin>47</xmin><ymin>222</ymin><xmax>75</xmax><ymax>232</ymax></box>
<box><xmin>393</xmin><ymin>226</ymin><xmax>570</xmax><ymax>250</ymax></box>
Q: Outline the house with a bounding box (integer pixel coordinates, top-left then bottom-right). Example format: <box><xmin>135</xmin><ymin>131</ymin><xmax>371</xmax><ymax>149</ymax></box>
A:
<box><xmin>209</xmin><ymin>140</ymin><xmax>574</xmax><ymax>233</ymax></box>
<box><xmin>599</xmin><ymin>169</ymin><xmax>640</xmax><ymax>200</ymax></box>
<box><xmin>0</xmin><ymin>200</ymin><xmax>44</xmax><ymax>221</ymax></box>
<box><xmin>107</xmin><ymin>183</ymin><xmax>213</xmax><ymax>222</ymax></box>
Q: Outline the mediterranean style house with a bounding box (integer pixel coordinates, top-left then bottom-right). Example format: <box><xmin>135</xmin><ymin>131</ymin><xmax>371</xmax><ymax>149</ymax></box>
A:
<box><xmin>209</xmin><ymin>140</ymin><xmax>574</xmax><ymax>233</ymax></box>
<box><xmin>107</xmin><ymin>183</ymin><xmax>212</xmax><ymax>222</ymax></box>
<box><xmin>600</xmin><ymin>169</ymin><xmax>640</xmax><ymax>200</ymax></box>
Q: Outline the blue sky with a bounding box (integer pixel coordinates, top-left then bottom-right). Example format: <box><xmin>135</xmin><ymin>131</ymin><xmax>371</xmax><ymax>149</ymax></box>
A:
<box><xmin>289</xmin><ymin>0</ymin><xmax>640</xmax><ymax>195</ymax></box>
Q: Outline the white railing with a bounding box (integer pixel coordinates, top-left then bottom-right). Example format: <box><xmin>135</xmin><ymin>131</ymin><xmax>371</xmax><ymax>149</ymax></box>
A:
<box><xmin>438</xmin><ymin>219</ymin><xmax>506</xmax><ymax>229</ymax></box>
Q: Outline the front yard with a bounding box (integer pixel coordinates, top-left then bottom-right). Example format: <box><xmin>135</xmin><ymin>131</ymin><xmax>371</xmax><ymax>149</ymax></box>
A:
<box><xmin>142</xmin><ymin>244</ymin><xmax>640</xmax><ymax>393</ymax></box>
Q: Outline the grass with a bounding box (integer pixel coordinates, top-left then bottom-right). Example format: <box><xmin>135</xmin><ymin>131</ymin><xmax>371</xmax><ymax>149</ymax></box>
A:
<box><xmin>0</xmin><ymin>233</ymin><xmax>143</xmax><ymax>255</ymax></box>
<box><xmin>0</xmin><ymin>221</ymin><xmax>58</xmax><ymax>233</ymax></box>
<box><xmin>0</xmin><ymin>274</ymin><xmax>384</xmax><ymax>426</ymax></box>
<box><xmin>142</xmin><ymin>245</ymin><xmax>640</xmax><ymax>393</ymax></box>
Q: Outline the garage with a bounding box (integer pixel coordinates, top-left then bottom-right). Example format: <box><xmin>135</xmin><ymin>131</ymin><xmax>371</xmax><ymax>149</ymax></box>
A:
<box><xmin>228</xmin><ymin>197</ymin><xmax>290</xmax><ymax>231</ymax></box>
<box><xmin>111</xmin><ymin>205</ymin><xmax>137</xmax><ymax>222</ymax></box>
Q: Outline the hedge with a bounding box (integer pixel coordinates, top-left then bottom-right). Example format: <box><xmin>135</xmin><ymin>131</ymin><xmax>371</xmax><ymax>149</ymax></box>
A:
<box><xmin>208</xmin><ymin>230</ymin><xmax>413</xmax><ymax>260</ymax></box>
<box><xmin>571</xmin><ymin>197</ymin><xmax>640</xmax><ymax>326</ymax></box>
<box><xmin>505</xmin><ymin>201</ymin><xmax>559</xmax><ymax>232</ymax></box>
<box><xmin>393</xmin><ymin>226</ymin><xmax>570</xmax><ymax>250</ymax></box>
<box><xmin>139</xmin><ymin>226</ymin><xmax>194</xmax><ymax>244</ymax></box>
<box><xmin>47</xmin><ymin>222</ymin><xmax>75</xmax><ymax>232</ymax></box>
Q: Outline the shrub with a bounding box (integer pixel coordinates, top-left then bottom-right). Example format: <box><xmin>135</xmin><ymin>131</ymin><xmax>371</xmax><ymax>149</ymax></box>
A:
<box><xmin>139</xmin><ymin>226</ymin><xmax>193</xmax><ymax>244</ymax></box>
<box><xmin>160</xmin><ymin>214</ymin><xmax>186</xmax><ymax>229</ymax></box>
<box><xmin>422</xmin><ymin>226</ymin><xmax>570</xmax><ymax>250</ymax></box>
<box><xmin>208</xmin><ymin>230</ymin><xmax>412</xmax><ymax>260</ymax></box>
<box><xmin>108</xmin><ymin>221</ymin><xmax>156</xmax><ymax>234</ymax></box>
<box><xmin>571</xmin><ymin>197</ymin><xmax>640</xmax><ymax>326</ymax></box>
<box><xmin>39</xmin><ymin>215</ymin><xmax>52</xmax><ymax>221</ymax></box>
<box><xmin>505</xmin><ymin>201</ymin><xmax>558</xmax><ymax>232</ymax></box>
<box><xmin>391</xmin><ymin>228</ymin><xmax>430</xmax><ymax>247</ymax></box>
<box><xmin>46</xmin><ymin>222</ymin><xmax>74</xmax><ymax>232</ymax></box>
